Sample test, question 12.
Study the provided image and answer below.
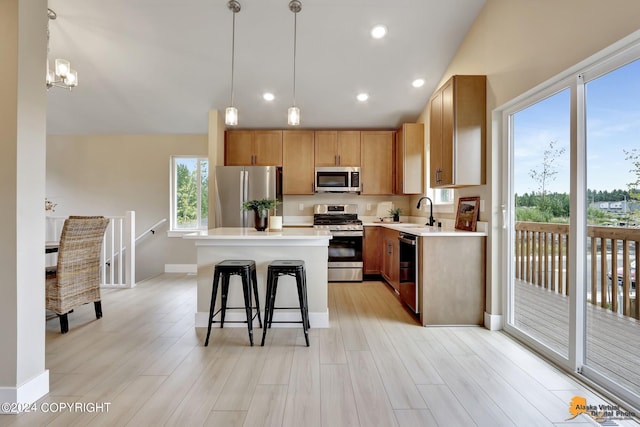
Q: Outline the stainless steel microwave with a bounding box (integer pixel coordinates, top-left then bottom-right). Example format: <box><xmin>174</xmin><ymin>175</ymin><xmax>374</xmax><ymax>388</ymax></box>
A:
<box><xmin>315</xmin><ymin>167</ymin><xmax>361</xmax><ymax>193</ymax></box>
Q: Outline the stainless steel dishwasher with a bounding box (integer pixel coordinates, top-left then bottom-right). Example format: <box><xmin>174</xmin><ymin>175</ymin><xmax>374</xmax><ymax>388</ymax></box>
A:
<box><xmin>398</xmin><ymin>232</ymin><xmax>419</xmax><ymax>314</ymax></box>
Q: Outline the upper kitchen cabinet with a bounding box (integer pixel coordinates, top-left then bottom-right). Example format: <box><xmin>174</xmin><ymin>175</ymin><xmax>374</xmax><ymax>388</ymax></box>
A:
<box><xmin>395</xmin><ymin>123</ymin><xmax>424</xmax><ymax>195</ymax></box>
<box><xmin>283</xmin><ymin>130</ymin><xmax>315</xmax><ymax>195</ymax></box>
<box><xmin>429</xmin><ymin>75</ymin><xmax>486</xmax><ymax>187</ymax></box>
<box><xmin>361</xmin><ymin>131</ymin><xmax>394</xmax><ymax>195</ymax></box>
<box><xmin>315</xmin><ymin>130</ymin><xmax>361</xmax><ymax>166</ymax></box>
<box><xmin>225</xmin><ymin>130</ymin><xmax>283</xmax><ymax>166</ymax></box>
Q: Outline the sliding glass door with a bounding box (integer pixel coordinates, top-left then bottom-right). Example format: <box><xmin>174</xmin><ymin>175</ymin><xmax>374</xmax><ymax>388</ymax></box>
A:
<box><xmin>507</xmin><ymin>87</ymin><xmax>571</xmax><ymax>362</ymax></box>
<box><xmin>582</xmin><ymin>57</ymin><xmax>640</xmax><ymax>400</ymax></box>
<box><xmin>503</xmin><ymin>38</ymin><xmax>640</xmax><ymax>408</ymax></box>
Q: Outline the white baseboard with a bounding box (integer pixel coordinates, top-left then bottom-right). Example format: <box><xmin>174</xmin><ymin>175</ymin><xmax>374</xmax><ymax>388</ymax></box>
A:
<box><xmin>195</xmin><ymin>309</ymin><xmax>329</xmax><ymax>328</ymax></box>
<box><xmin>0</xmin><ymin>370</ymin><xmax>49</xmax><ymax>414</ymax></box>
<box><xmin>484</xmin><ymin>312</ymin><xmax>504</xmax><ymax>330</ymax></box>
<box><xmin>165</xmin><ymin>264</ymin><xmax>197</xmax><ymax>274</ymax></box>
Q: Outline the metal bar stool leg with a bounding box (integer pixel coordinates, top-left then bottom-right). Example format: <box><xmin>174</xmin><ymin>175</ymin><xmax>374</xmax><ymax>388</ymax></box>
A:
<box><xmin>240</xmin><ymin>268</ymin><xmax>254</xmax><ymax>346</ymax></box>
<box><xmin>220</xmin><ymin>273</ymin><xmax>231</xmax><ymax>328</ymax></box>
<box><xmin>251</xmin><ymin>265</ymin><xmax>263</xmax><ymax>328</ymax></box>
<box><xmin>261</xmin><ymin>268</ymin><xmax>275</xmax><ymax>346</ymax></box>
<box><xmin>204</xmin><ymin>269</ymin><xmax>221</xmax><ymax>346</ymax></box>
<box><xmin>301</xmin><ymin>269</ymin><xmax>310</xmax><ymax>330</ymax></box>
<box><xmin>295</xmin><ymin>268</ymin><xmax>310</xmax><ymax>346</ymax></box>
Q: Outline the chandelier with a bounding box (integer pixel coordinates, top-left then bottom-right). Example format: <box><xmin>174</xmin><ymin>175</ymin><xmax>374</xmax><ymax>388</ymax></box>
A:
<box><xmin>46</xmin><ymin>8</ymin><xmax>78</xmax><ymax>90</ymax></box>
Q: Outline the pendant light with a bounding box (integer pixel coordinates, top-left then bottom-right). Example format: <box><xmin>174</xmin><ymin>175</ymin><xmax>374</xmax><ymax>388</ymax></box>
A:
<box><xmin>288</xmin><ymin>0</ymin><xmax>302</xmax><ymax>126</ymax></box>
<box><xmin>225</xmin><ymin>0</ymin><xmax>241</xmax><ymax>126</ymax></box>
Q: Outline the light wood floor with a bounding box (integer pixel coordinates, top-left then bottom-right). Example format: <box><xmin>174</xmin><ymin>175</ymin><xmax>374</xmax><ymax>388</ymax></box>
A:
<box><xmin>3</xmin><ymin>274</ymin><xmax>639</xmax><ymax>426</ymax></box>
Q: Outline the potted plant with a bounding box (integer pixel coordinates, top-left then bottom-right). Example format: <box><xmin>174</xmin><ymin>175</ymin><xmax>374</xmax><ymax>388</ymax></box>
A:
<box><xmin>242</xmin><ymin>199</ymin><xmax>280</xmax><ymax>231</ymax></box>
<box><xmin>389</xmin><ymin>207</ymin><xmax>402</xmax><ymax>222</ymax></box>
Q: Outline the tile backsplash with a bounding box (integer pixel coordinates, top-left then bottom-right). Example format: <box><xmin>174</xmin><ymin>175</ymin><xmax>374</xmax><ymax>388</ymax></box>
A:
<box><xmin>283</xmin><ymin>194</ymin><xmax>411</xmax><ymax>218</ymax></box>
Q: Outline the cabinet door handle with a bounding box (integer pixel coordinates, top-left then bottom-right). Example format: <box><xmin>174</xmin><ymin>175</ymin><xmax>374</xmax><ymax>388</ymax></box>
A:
<box><xmin>337</xmin><ymin>155</ymin><xmax>341</xmax><ymax>165</ymax></box>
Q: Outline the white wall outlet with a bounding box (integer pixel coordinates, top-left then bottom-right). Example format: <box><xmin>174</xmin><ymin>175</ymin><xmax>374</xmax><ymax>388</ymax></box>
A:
<box><xmin>480</xmin><ymin>199</ymin><xmax>485</xmax><ymax>212</ymax></box>
<box><xmin>366</xmin><ymin>203</ymin><xmax>372</xmax><ymax>211</ymax></box>
<box><xmin>298</xmin><ymin>203</ymin><xmax>304</xmax><ymax>212</ymax></box>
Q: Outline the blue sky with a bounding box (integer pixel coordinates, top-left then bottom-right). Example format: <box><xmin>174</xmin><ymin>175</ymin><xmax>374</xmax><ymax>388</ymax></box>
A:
<box><xmin>513</xmin><ymin>58</ymin><xmax>640</xmax><ymax>195</ymax></box>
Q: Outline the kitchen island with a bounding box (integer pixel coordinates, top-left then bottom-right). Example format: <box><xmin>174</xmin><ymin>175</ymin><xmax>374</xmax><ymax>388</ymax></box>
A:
<box><xmin>184</xmin><ymin>227</ymin><xmax>332</xmax><ymax>328</ymax></box>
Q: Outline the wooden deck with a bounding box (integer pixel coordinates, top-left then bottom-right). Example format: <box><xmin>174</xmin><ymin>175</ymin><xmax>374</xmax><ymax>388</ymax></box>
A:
<box><xmin>514</xmin><ymin>278</ymin><xmax>640</xmax><ymax>394</ymax></box>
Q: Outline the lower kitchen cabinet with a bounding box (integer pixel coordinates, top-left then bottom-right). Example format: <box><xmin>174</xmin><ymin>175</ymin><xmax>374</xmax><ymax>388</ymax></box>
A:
<box><xmin>381</xmin><ymin>227</ymin><xmax>399</xmax><ymax>290</ymax></box>
<box><xmin>419</xmin><ymin>236</ymin><xmax>486</xmax><ymax>326</ymax></box>
<box><xmin>363</xmin><ymin>226</ymin><xmax>381</xmax><ymax>275</ymax></box>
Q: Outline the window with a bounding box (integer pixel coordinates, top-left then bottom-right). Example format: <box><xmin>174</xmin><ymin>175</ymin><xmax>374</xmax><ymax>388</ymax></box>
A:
<box><xmin>431</xmin><ymin>188</ymin><xmax>454</xmax><ymax>204</ymax></box>
<box><xmin>170</xmin><ymin>156</ymin><xmax>208</xmax><ymax>231</ymax></box>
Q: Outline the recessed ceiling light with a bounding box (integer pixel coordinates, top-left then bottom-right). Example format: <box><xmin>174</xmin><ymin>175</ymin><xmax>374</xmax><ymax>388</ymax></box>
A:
<box><xmin>370</xmin><ymin>25</ymin><xmax>387</xmax><ymax>39</ymax></box>
<box><xmin>357</xmin><ymin>93</ymin><xmax>369</xmax><ymax>102</ymax></box>
<box><xmin>263</xmin><ymin>92</ymin><xmax>275</xmax><ymax>101</ymax></box>
<box><xmin>412</xmin><ymin>79</ymin><xmax>425</xmax><ymax>88</ymax></box>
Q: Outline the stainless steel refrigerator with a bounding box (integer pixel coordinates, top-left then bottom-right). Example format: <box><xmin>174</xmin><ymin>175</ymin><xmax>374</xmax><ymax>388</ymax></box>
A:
<box><xmin>214</xmin><ymin>166</ymin><xmax>282</xmax><ymax>227</ymax></box>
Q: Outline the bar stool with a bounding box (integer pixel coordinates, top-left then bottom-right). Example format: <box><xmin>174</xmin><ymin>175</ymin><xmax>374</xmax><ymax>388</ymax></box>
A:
<box><xmin>261</xmin><ymin>260</ymin><xmax>310</xmax><ymax>347</ymax></box>
<box><xmin>204</xmin><ymin>260</ymin><xmax>263</xmax><ymax>346</ymax></box>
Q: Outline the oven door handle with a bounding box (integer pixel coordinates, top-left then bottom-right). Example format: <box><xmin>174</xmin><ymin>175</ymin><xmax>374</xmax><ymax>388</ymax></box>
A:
<box><xmin>330</xmin><ymin>231</ymin><xmax>364</xmax><ymax>237</ymax></box>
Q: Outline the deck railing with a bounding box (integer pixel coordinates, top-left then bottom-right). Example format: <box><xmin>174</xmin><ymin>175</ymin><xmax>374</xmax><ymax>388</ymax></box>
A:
<box><xmin>515</xmin><ymin>221</ymin><xmax>639</xmax><ymax>319</ymax></box>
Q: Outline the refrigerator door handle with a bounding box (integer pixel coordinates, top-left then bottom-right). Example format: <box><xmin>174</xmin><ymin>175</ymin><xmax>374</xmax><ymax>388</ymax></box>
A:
<box><xmin>241</xmin><ymin>169</ymin><xmax>248</xmax><ymax>227</ymax></box>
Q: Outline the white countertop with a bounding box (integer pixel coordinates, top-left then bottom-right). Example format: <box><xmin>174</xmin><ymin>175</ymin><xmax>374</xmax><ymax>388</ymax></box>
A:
<box><xmin>183</xmin><ymin>227</ymin><xmax>332</xmax><ymax>246</ymax></box>
<box><xmin>363</xmin><ymin>220</ymin><xmax>488</xmax><ymax>237</ymax></box>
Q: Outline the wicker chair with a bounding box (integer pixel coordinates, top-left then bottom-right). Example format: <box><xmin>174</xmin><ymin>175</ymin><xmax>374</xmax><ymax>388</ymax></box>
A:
<box><xmin>46</xmin><ymin>216</ymin><xmax>110</xmax><ymax>333</ymax></box>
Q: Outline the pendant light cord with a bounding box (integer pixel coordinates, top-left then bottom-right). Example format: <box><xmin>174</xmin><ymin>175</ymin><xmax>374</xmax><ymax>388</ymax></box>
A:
<box><xmin>230</xmin><ymin>9</ymin><xmax>236</xmax><ymax>107</ymax></box>
<box><xmin>292</xmin><ymin>11</ymin><xmax>297</xmax><ymax>107</ymax></box>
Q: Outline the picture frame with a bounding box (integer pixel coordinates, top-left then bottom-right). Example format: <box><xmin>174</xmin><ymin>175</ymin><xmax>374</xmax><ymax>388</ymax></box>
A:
<box><xmin>455</xmin><ymin>196</ymin><xmax>480</xmax><ymax>231</ymax></box>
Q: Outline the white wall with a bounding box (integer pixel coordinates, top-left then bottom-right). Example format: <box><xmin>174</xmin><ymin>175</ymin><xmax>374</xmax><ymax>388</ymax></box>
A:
<box><xmin>46</xmin><ymin>134</ymin><xmax>207</xmax><ymax>280</ymax></box>
<box><xmin>0</xmin><ymin>0</ymin><xmax>49</xmax><ymax>404</ymax></box>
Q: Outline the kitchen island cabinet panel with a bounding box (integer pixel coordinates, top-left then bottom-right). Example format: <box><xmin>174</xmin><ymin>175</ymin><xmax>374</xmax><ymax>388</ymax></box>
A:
<box><xmin>420</xmin><ymin>235</ymin><xmax>485</xmax><ymax>325</ymax></box>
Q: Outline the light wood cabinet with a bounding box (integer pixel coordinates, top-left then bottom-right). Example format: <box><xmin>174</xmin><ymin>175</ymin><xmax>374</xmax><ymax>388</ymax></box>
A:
<box><xmin>381</xmin><ymin>227</ymin><xmax>399</xmax><ymax>290</ymax></box>
<box><xmin>363</xmin><ymin>226</ymin><xmax>381</xmax><ymax>275</ymax></box>
<box><xmin>360</xmin><ymin>131</ymin><xmax>394</xmax><ymax>195</ymax></box>
<box><xmin>395</xmin><ymin>123</ymin><xmax>424</xmax><ymax>195</ymax></box>
<box><xmin>315</xmin><ymin>130</ymin><xmax>361</xmax><ymax>166</ymax></box>
<box><xmin>282</xmin><ymin>130</ymin><xmax>315</xmax><ymax>195</ymax></box>
<box><xmin>225</xmin><ymin>130</ymin><xmax>283</xmax><ymax>166</ymax></box>
<box><xmin>429</xmin><ymin>75</ymin><xmax>486</xmax><ymax>187</ymax></box>
<box><xmin>419</xmin><ymin>236</ymin><xmax>486</xmax><ymax>325</ymax></box>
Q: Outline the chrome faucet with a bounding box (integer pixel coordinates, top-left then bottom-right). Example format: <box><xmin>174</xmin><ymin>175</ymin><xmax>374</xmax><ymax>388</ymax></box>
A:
<box><xmin>416</xmin><ymin>196</ymin><xmax>435</xmax><ymax>226</ymax></box>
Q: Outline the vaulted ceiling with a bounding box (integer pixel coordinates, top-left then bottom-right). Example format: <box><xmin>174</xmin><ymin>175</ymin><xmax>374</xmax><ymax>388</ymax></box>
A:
<box><xmin>45</xmin><ymin>0</ymin><xmax>486</xmax><ymax>134</ymax></box>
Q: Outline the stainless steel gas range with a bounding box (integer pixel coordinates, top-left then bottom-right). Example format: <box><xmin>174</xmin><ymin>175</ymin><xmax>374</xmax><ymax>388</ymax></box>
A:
<box><xmin>313</xmin><ymin>204</ymin><xmax>363</xmax><ymax>282</ymax></box>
